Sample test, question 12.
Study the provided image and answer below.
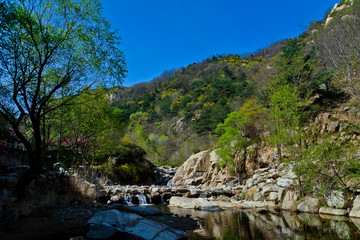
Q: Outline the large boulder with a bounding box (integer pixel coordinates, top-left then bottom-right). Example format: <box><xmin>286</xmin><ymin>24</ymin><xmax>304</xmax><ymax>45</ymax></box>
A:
<box><xmin>297</xmin><ymin>197</ymin><xmax>320</xmax><ymax>213</ymax></box>
<box><xmin>325</xmin><ymin>191</ymin><xmax>347</xmax><ymax>209</ymax></box>
<box><xmin>169</xmin><ymin>196</ymin><xmax>212</xmax><ymax>209</ymax></box>
<box><xmin>172</xmin><ymin>150</ymin><xmax>236</xmax><ymax>187</ymax></box>
<box><xmin>87</xmin><ymin>210</ymin><xmax>187</xmax><ymax>240</ymax></box>
<box><xmin>281</xmin><ymin>190</ymin><xmax>298</xmax><ymax>211</ymax></box>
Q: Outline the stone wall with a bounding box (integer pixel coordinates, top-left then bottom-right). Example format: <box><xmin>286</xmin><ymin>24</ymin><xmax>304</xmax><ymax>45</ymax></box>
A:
<box><xmin>0</xmin><ymin>148</ymin><xmax>26</xmax><ymax>166</ymax></box>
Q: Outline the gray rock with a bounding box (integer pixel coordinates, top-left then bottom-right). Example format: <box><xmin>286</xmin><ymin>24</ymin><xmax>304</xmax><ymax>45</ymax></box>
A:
<box><xmin>350</xmin><ymin>195</ymin><xmax>360</xmax><ymax>218</ymax></box>
<box><xmin>281</xmin><ymin>190</ymin><xmax>298</xmax><ymax>211</ymax></box>
<box><xmin>326</xmin><ymin>191</ymin><xmax>347</xmax><ymax>209</ymax></box>
<box><xmin>319</xmin><ymin>207</ymin><xmax>347</xmax><ymax>216</ymax></box>
<box><xmin>253</xmin><ymin>192</ymin><xmax>264</xmax><ymax>201</ymax></box>
<box><xmin>276</xmin><ymin>178</ymin><xmax>293</xmax><ymax>188</ymax></box>
<box><xmin>254</xmin><ymin>168</ymin><xmax>268</xmax><ymax>174</ymax></box>
<box><xmin>267</xmin><ymin>192</ymin><xmax>278</xmax><ymax>202</ymax></box>
<box><xmin>261</xmin><ymin>185</ymin><xmax>279</xmax><ymax>199</ymax></box>
<box><xmin>327</xmin><ymin>121</ymin><xmax>340</xmax><ymax>133</ymax></box>
<box><xmin>87</xmin><ymin>210</ymin><xmax>187</xmax><ymax>240</ymax></box>
<box><xmin>110</xmin><ymin>195</ymin><xmax>120</xmax><ymax>202</ymax></box>
<box><xmin>296</xmin><ymin>197</ymin><xmax>320</xmax><ymax>213</ymax></box>
<box><xmin>258</xmin><ymin>182</ymin><xmax>266</xmax><ymax>190</ymax></box>
<box><xmin>245</xmin><ymin>186</ymin><xmax>260</xmax><ymax>200</ymax></box>
<box><xmin>278</xmin><ymin>188</ymin><xmax>286</xmax><ymax>203</ymax></box>
<box><xmin>246</xmin><ymin>178</ymin><xmax>254</xmax><ymax>188</ymax></box>
<box><xmin>319</xmin><ymin>84</ymin><xmax>327</xmax><ymax>90</ymax></box>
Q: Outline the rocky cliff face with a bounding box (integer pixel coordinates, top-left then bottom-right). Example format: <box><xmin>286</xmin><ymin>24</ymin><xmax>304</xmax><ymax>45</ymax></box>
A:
<box><xmin>171</xmin><ymin>150</ymin><xmax>237</xmax><ymax>187</ymax></box>
<box><xmin>171</xmin><ymin>145</ymin><xmax>279</xmax><ymax>187</ymax></box>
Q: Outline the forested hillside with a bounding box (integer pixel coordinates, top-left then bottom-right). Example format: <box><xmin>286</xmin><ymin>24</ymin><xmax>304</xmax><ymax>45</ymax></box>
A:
<box><xmin>106</xmin><ymin>1</ymin><xmax>353</xmax><ymax>166</ymax></box>
<box><xmin>2</xmin><ymin>0</ymin><xmax>359</xmax><ymax>190</ymax></box>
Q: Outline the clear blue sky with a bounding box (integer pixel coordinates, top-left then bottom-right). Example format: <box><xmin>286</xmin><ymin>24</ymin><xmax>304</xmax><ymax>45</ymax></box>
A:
<box><xmin>100</xmin><ymin>0</ymin><xmax>339</xmax><ymax>87</ymax></box>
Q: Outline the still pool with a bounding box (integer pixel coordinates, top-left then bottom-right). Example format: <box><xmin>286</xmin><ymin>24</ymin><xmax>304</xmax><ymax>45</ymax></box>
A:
<box><xmin>152</xmin><ymin>205</ymin><xmax>360</xmax><ymax>240</ymax></box>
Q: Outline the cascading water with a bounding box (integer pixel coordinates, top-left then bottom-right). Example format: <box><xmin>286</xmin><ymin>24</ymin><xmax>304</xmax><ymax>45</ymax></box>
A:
<box><xmin>124</xmin><ymin>194</ymin><xmax>133</xmax><ymax>205</ymax></box>
<box><xmin>166</xmin><ymin>179</ymin><xmax>172</xmax><ymax>187</ymax></box>
<box><xmin>147</xmin><ymin>194</ymin><xmax>152</xmax><ymax>204</ymax></box>
<box><xmin>137</xmin><ymin>194</ymin><xmax>148</xmax><ymax>205</ymax></box>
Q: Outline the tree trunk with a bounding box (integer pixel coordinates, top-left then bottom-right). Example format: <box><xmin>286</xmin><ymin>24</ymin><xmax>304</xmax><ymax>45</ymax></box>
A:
<box><xmin>14</xmin><ymin>118</ymin><xmax>44</xmax><ymax>200</ymax></box>
<box><xmin>277</xmin><ymin>144</ymin><xmax>282</xmax><ymax>162</ymax></box>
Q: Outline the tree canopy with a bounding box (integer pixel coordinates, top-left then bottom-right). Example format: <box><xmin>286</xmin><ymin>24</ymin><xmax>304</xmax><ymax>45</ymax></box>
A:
<box><xmin>0</xmin><ymin>0</ymin><xmax>126</xmax><ymax>197</ymax></box>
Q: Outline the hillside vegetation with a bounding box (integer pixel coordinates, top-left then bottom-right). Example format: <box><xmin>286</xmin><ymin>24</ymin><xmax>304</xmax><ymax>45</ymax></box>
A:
<box><xmin>2</xmin><ymin>0</ymin><xmax>360</xmax><ymax>194</ymax></box>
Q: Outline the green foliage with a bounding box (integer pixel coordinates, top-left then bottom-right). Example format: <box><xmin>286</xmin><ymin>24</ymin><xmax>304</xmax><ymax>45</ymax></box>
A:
<box><xmin>266</xmin><ymin>81</ymin><xmax>310</xmax><ymax>161</ymax></box>
<box><xmin>294</xmin><ymin>139</ymin><xmax>360</xmax><ymax>197</ymax></box>
<box><xmin>49</xmin><ymin>89</ymin><xmax>126</xmax><ymax>165</ymax></box>
<box><xmin>215</xmin><ymin>98</ymin><xmax>266</xmax><ymax>170</ymax></box>
<box><xmin>193</xmin><ymin>102</ymin><xmax>230</xmax><ymax>134</ymax></box>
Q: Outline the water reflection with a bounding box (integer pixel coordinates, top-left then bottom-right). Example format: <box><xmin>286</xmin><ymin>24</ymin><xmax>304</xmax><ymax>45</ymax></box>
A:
<box><xmin>162</xmin><ymin>206</ymin><xmax>360</xmax><ymax>240</ymax></box>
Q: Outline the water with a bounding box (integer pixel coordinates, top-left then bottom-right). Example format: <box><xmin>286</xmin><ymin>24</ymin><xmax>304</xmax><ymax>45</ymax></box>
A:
<box><xmin>137</xmin><ymin>194</ymin><xmax>149</xmax><ymax>205</ymax></box>
<box><xmin>123</xmin><ymin>194</ymin><xmax>133</xmax><ymax>205</ymax></box>
<box><xmin>152</xmin><ymin>205</ymin><xmax>360</xmax><ymax>240</ymax></box>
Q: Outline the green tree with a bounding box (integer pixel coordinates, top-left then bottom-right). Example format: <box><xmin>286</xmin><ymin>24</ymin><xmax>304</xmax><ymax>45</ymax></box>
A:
<box><xmin>0</xmin><ymin>0</ymin><xmax>126</xmax><ymax>197</ymax></box>
<box><xmin>216</xmin><ymin>99</ymin><xmax>266</xmax><ymax>184</ymax></box>
<box><xmin>266</xmin><ymin>80</ymin><xmax>309</xmax><ymax>161</ymax></box>
<box><xmin>49</xmin><ymin>90</ymin><xmax>126</xmax><ymax>165</ymax></box>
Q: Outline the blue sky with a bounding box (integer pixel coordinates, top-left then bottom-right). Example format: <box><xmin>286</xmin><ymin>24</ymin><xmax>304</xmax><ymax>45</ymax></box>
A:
<box><xmin>100</xmin><ymin>0</ymin><xmax>339</xmax><ymax>87</ymax></box>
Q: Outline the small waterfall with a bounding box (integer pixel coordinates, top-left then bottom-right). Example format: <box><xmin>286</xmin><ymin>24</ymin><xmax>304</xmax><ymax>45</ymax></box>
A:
<box><xmin>124</xmin><ymin>194</ymin><xmax>133</xmax><ymax>205</ymax></box>
<box><xmin>167</xmin><ymin>179</ymin><xmax>172</xmax><ymax>187</ymax></box>
<box><xmin>147</xmin><ymin>194</ymin><xmax>152</xmax><ymax>204</ymax></box>
<box><xmin>137</xmin><ymin>194</ymin><xmax>148</xmax><ymax>205</ymax></box>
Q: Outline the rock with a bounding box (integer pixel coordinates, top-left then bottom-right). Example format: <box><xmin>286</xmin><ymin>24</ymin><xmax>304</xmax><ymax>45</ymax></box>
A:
<box><xmin>254</xmin><ymin>168</ymin><xmax>268</xmax><ymax>174</ymax></box>
<box><xmin>325</xmin><ymin>17</ymin><xmax>334</xmax><ymax>27</ymax></box>
<box><xmin>169</xmin><ymin>197</ymin><xmax>195</xmax><ymax>209</ymax></box>
<box><xmin>327</xmin><ymin>121</ymin><xmax>340</xmax><ymax>133</ymax></box>
<box><xmin>245</xmin><ymin>186</ymin><xmax>259</xmax><ymax>200</ymax></box>
<box><xmin>253</xmin><ymin>192</ymin><xmax>264</xmax><ymax>201</ymax></box>
<box><xmin>319</xmin><ymin>84</ymin><xmax>327</xmax><ymax>90</ymax></box>
<box><xmin>276</xmin><ymin>178</ymin><xmax>293</xmax><ymax>188</ymax></box>
<box><xmin>319</xmin><ymin>207</ymin><xmax>347</xmax><ymax>216</ymax></box>
<box><xmin>278</xmin><ymin>188</ymin><xmax>285</xmax><ymax>203</ymax></box>
<box><xmin>325</xmin><ymin>191</ymin><xmax>347</xmax><ymax>209</ymax></box>
<box><xmin>87</xmin><ymin>210</ymin><xmax>187</xmax><ymax>240</ymax></box>
<box><xmin>110</xmin><ymin>195</ymin><xmax>120</xmax><ymax>202</ymax></box>
<box><xmin>261</xmin><ymin>185</ymin><xmax>279</xmax><ymax>199</ymax></box>
<box><xmin>267</xmin><ymin>192</ymin><xmax>278</xmax><ymax>202</ymax></box>
<box><xmin>0</xmin><ymin>208</ymin><xmax>19</xmax><ymax>228</ymax></box>
<box><xmin>172</xmin><ymin>150</ymin><xmax>236</xmax><ymax>187</ymax></box>
<box><xmin>349</xmin><ymin>196</ymin><xmax>360</xmax><ymax>218</ymax></box>
<box><xmin>296</xmin><ymin>197</ymin><xmax>320</xmax><ymax>213</ymax></box>
<box><xmin>252</xmin><ymin>174</ymin><xmax>260</xmax><ymax>180</ymax></box>
<box><xmin>246</xmin><ymin>178</ymin><xmax>254</xmax><ymax>188</ymax></box>
<box><xmin>258</xmin><ymin>182</ymin><xmax>266</xmax><ymax>190</ymax></box>
<box><xmin>281</xmin><ymin>190</ymin><xmax>298</xmax><ymax>211</ymax></box>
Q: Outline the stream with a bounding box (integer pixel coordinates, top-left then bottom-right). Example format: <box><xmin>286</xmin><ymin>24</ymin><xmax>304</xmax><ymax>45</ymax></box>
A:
<box><xmin>150</xmin><ymin>205</ymin><xmax>360</xmax><ymax>240</ymax></box>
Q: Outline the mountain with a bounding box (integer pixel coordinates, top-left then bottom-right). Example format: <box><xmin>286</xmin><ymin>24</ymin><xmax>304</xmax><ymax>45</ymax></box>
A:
<box><xmin>109</xmin><ymin>0</ymin><xmax>358</xmax><ymax>166</ymax></box>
